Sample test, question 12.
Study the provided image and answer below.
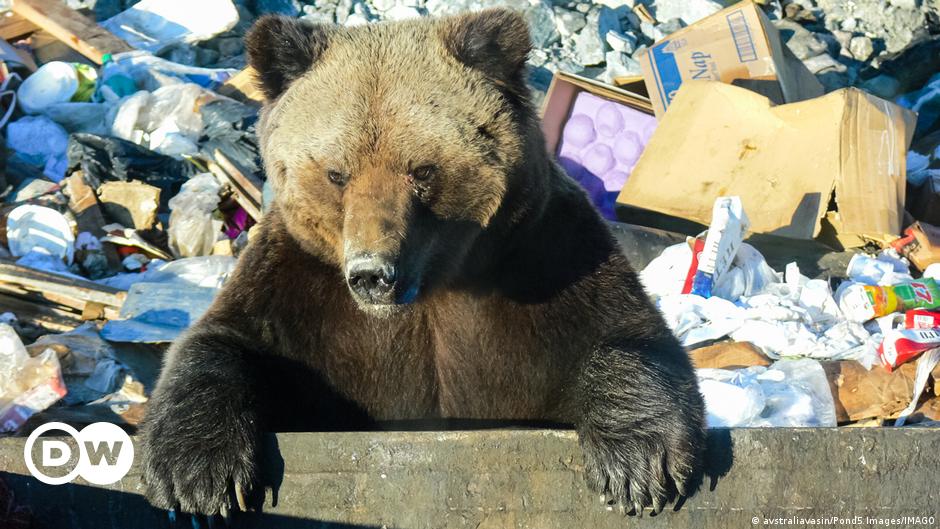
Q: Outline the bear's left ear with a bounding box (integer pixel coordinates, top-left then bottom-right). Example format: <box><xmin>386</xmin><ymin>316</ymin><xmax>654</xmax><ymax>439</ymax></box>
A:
<box><xmin>438</xmin><ymin>8</ymin><xmax>532</xmax><ymax>89</ymax></box>
<box><xmin>245</xmin><ymin>15</ymin><xmax>333</xmax><ymax>101</ymax></box>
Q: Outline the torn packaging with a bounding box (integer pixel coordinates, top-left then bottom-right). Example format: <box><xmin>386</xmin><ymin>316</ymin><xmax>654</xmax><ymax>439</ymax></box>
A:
<box><xmin>617</xmin><ymin>81</ymin><xmax>916</xmax><ymax>248</ymax></box>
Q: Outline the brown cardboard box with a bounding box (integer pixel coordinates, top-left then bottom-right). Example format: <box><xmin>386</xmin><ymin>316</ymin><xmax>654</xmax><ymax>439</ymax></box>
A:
<box><xmin>892</xmin><ymin>221</ymin><xmax>940</xmax><ymax>271</ymax></box>
<box><xmin>637</xmin><ymin>0</ymin><xmax>823</xmax><ymax>117</ymax></box>
<box><xmin>616</xmin><ymin>81</ymin><xmax>917</xmax><ymax>248</ymax></box>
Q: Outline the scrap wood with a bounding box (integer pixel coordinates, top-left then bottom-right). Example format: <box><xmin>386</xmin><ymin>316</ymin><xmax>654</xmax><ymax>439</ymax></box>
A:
<box><xmin>66</xmin><ymin>172</ymin><xmax>122</xmax><ymax>269</ymax></box>
<box><xmin>0</xmin><ymin>12</ymin><xmax>38</xmax><ymax>41</ymax></box>
<box><xmin>218</xmin><ymin>67</ymin><xmax>264</xmax><ymax>104</ymax></box>
<box><xmin>0</xmin><ymin>292</ymin><xmax>83</xmax><ymax>333</ymax></box>
<box><xmin>0</xmin><ymin>262</ymin><xmax>125</xmax><ymax>316</ymax></box>
<box><xmin>11</xmin><ymin>0</ymin><xmax>133</xmax><ymax>64</ymax></box>
<box><xmin>208</xmin><ymin>150</ymin><xmax>263</xmax><ymax>221</ymax></box>
<box><xmin>689</xmin><ymin>341</ymin><xmax>771</xmax><ymax>369</ymax></box>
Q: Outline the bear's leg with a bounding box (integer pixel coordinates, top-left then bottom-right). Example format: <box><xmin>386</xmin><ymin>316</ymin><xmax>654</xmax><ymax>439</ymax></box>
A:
<box><xmin>141</xmin><ymin>323</ymin><xmax>263</xmax><ymax>517</ymax></box>
<box><xmin>574</xmin><ymin>335</ymin><xmax>706</xmax><ymax>515</ymax></box>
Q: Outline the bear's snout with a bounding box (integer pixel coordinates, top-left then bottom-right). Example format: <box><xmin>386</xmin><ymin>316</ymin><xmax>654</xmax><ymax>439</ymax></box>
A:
<box><xmin>346</xmin><ymin>254</ymin><xmax>398</xmax><ymax>305</ymax></box>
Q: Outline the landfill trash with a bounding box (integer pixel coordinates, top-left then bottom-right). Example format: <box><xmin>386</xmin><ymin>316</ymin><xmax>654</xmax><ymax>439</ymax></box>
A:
<box><xmin>897</xmin><ymin>72</ymin><xmax>940</xmax><ymax>138</ymax></box>
<box><xmin>167</xmin><ymin>173</ymin><xmax>223</xmax><ymax>258</ymax></box>
<box><xmin>844</xmin><ymin>252</ymin><xmax>914</xmax><ymax>286</ymax></box>
<box><xmin>878</xmin><ymin>328</ymin><xmax>940</xmax><ymax>372</ymax></box>
<box><xmin>0</xmin><ymin>324</ymin><xmax>66</xmax><ymax>433</ymax></box>
<box><xmin>636</xmin><ymin>0</ymin><xmax>823</xmax><ymax>117</ymax></box>
<box><xmin>894</xmin><ymin>348</ymin><xmax>940</xmax><ymax>426</ymax></box>
<box><xmin>100</xmin><ymin>256</ymin><xmax>236</xmax><ymax>342</ymax></box>
<box><xmin>5</xmin><ymin>205</ymin><xmax>75</xmax><ymax>264</ymax></box>
<box><xmin>97</xmin><ymin>181</ymin><xmax>161</xmax><ymax>230</ymax></box>
<box><xmin>690</xmin><ymin>197</ymin><xmax>750</xmax><ymax>298</ymax></box>
<box><xmin>16</xmin><ymin>61</ymin><xmax>96</xmax><ymax>114</ymax></box>
<box><xmin>5</xmin><ymin>115</ymin><xmax>69</xmax><ymax>182</ymax></box>
<box><xmin>110</xmin><ymin>83</ymin><xmax>217</xmax><ymax>158</ymax></box>
<box><xmin>103</xmin><ymin>51</ymin><xmax>238</xmax><ymax>93</ymax></box>
<box><xmin>102</xmin><ymin>0</ymin><xmax>240</xmax><ymax>54</ymax></box>
<box><xmin>891</xmin><ymin>221</ymin><xmax>940</xmax><ymax>272</ymax></box>
<box><xmin>905</xmin><ymin>309</ymin><xmax>940</xmax><ymax>330</ymax></box>
<box><xmin>697</xmin><ymin>358</ymin><xmax>837</xmax><ymax>427</ymax></box>
<box><xmin>66</xmin><ymin>133</ymin><xmax>197</xmax><ymax>207</ymax></box>
<box><xmin>618</xmin><ymin>81</ymin><xmax>916</xmax><ymax>246</ymax></box>
<box><xmin>838</xmin><ymin>278</ymin><xmax>940</xmax><ymax>323</ymax></box>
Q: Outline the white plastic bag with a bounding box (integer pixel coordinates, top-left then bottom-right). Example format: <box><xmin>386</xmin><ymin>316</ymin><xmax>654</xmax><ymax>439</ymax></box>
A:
<box><xmin>697</xmin><ymin>358</ymin><xmax>837</xmax><ymax>428</ymax></box>
<box><xmin>109</xmin><ymin>84</ymin><xmax>215</xmax><ymax>158</ymax></box>
<box><xmin>102</xmin><ymin>0</ymin><xmax>239</xmax><ymax>53</ymax></box>
<box><xmin>168</xmin><ymin>173</ymin><xmax>222</xmax><ymax>258</ymax></box>
<box><xmin>0</xmin><ymin>324</ymin><xmax>67</xmax><ymax>432</ymax></box>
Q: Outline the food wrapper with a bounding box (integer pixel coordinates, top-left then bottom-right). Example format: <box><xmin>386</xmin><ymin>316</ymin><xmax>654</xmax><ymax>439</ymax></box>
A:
<box><xmin>0</xmin><ymin>324</ymin><xmax>67</xmax><ymax>433</ymax></box>
<box><xmin>904</xmin><ymin>309</ymin><xmax>940</xmax><ymax>329</ymax></box>
<box><xmin>838</xmin><ymin>278</ymin><xmax>940</xmax><ymax>322</ymax></box>
<box><xmin>877</xmin><ymin>327</ymin><xmax>940</xmax><ymax>371</ymax></box>
<box><xmin>690</xmin><ymin>196</ymin><xmax>750</xmax><ymax>298</ymax></box>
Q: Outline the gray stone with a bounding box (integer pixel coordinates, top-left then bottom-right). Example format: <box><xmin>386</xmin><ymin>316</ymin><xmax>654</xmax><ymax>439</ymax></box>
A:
<box><xmin>774</xmin><ymin>19</ymin><xmax>828</xmax><ymax>61</ymax></box>
<box><xmin>601</xmin><ymin>50</ymin><xmax>642</xmax><ymax>83</ymax></box>
<box><xmin>527</xmin><ymin>1</ymin><xmax>561</xmax><ymax>48</ymax></box>
<box><xmin>344</xmin><ymin>12</ymin><xmax>370</xmax><ymax>26</ymax></box>
<box><xmin>335</xmin><ymin>0</ymin><xmax>354</xmax><ymax>25</ymax></box>
<box><xmin>554</xmin><ymin>7</ymin><xmax>587</xmax><ymax>37</ymax></box>
<box><xmin>803</xmin><ymin>53</ymin><xmax>847</xmax><ymax>74</ymax></box>
<box><xmin>384</xmin><ymin>5</ymin><xmax>422</xmax><ymax>20</ymax></box>
<box><xmin>816</xmin><ymin>0</ymin><xmax>928</xmax><ymax>54</ymax></box>
<box><xmin>300</xmin><ymin>6</ymin><xmax>335</xmax><ymax>24</ymax></box>
<box><xmin>371</xmin><ymin>0</ymin><xmax>396</xmax><ymax>11</ymax></box>
<box><xmin>640</xmin><ymin>21</ymin><xmax>665</xmax><ymax>41</ymax></box>
<box><xmin>657</xmin><ymin>18</ymin><xmax>684</xmax><ymax>36</ymax></box>
<box><xmin>595</xmin><ymin>0</ymin><xmax>635</xmax><ymax>8</ymax></box>
<box><xmin>650</xmin><ymin>0</ymin><xmax>722</xmax><ymax>25</ymax></box>
<box><xmin>573</xmin><ymin>11</ymin><xmax>606</xmax><ymax>66</ymax></box>
<box><xmin>605</xmin><ymin>30</ymin><xmax>637</xmax><ymax>54</ymax></box>
<box><xmin>849</xmin><ymin>36</ymin><xmax>874</xmax><ymax>61</ymax></box>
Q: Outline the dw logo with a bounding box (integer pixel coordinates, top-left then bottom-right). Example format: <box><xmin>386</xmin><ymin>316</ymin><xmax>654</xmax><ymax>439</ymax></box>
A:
<box><xmin>24</xmin><ymin>422</ymin><xmax>134</xmax><ymax>485</ymax></box>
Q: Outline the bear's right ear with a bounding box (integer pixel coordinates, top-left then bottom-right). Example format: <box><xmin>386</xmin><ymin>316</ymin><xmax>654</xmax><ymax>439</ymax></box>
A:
<box><xmin>245</xmin><ymin>15</ymin><xmax>333</xmax><ymax>101</ymax></box>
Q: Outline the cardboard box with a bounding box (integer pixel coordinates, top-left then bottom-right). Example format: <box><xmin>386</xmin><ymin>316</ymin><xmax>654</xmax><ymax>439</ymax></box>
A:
<box><xmin>892</xmin><ymin>222</ymin><xmax>940</xmax><ymax>271</ymax></box>
<box><xmin>541</xmin><ymin>71</ymin><xmax>655</xmax><ymax>219</ymax></box>
<box><xmin>616</xmin><ymin>81</ymin><xmax>917</xmax><ymax>248</ymax></box>
<box><xmin>637</xmin><ymin>0</ymin><xmax>823</xmax><ymax>117</ymax></box>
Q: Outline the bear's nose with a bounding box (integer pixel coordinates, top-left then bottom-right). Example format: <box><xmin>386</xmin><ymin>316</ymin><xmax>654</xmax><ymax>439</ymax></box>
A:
<box><xmin>346</xmin><ymin>255</ymin><xmax>397</xmax><ymax>303</ymax></box>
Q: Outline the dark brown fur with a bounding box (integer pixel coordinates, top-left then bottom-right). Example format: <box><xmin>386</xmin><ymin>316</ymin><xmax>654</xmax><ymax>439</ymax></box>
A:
<box><xmin>141</xmin><ymin>8</ymin><xmax>706</xmax><ymax>520</ymax></box>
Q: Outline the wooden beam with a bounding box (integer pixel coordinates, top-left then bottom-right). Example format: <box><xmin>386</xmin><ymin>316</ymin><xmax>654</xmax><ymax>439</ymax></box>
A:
<box><xmin>217</xmin><ymin>67</ymin><xmax>264</xmax><ymax>104</ymax></box>
<box><xmin>209</xmin><ymin>150</ymin><xmax>264</xmax><ymax>221</ymax></box>
<box><xmin>0</xmin><ymin>262</ymin><xmax>126</xmax><ymax>312</ymax></box>
<box><xmin>0</xmin><ymin>12</ymin><xmax>39</xmax><ymax>41</ymax></box>
<box><xmin>11</xmin><ymin>0</ymin><xmax>133</xmax><ymax>64</ymax></box>
<box><xmin>0</xmin><ymin>292</ymin><xmax>83</xmax><ymax>333</ymax></box>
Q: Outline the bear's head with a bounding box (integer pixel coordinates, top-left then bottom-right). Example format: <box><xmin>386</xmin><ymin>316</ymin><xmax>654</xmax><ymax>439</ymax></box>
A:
<box><xmin>247</xmin><ymin>9</ymin><xmax>550</xmax><ymax>314</ymax></box>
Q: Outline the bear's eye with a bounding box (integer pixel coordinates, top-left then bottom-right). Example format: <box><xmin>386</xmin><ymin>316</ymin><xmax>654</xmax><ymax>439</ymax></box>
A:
<box><xmin>327</xmin><ymin>170</ymin><xmax>349</xmax><ymax>186</ymax></box>
<box><xmin>409</xmin><ymin>165</ymin><xmax>436</xmax><ymax>182</ymax></box>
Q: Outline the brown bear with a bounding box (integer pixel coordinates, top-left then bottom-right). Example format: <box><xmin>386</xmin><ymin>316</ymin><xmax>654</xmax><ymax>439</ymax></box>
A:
<box><xmin>141</xmin><ymin>8</ymin><xmax>706</xmax><ymax>520</ymax></box>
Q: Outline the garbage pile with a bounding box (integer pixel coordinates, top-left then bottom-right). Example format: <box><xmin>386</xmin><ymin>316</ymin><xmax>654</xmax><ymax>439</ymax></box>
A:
<box><xmin>0</xmin><ymin>0</ymin><xmax>939</xmax><ymax>432</ymax></box>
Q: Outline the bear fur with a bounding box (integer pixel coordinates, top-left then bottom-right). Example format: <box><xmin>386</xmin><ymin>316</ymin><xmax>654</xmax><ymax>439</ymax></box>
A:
<box><xmin>141</xmin><ymin>8</ymin><xmax>706</xmax><ymax>518</ymax></box>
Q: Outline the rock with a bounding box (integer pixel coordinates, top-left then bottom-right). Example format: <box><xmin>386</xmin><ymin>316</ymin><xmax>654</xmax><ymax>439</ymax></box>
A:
<box><xmin>803</xmin><ymin>53</ymin><xmax>847</xmax><ymax>74</ymax></box>
<box><xmin>553</xmin><ymin>7</ymin><xmax>586</xmax><ymax>37</ymax></box>
<box><xmin>774</xmin><ymin>19</ymin><xmax>828</xmax><ymax>61</ymax></box>
<box><xmin>861</xmin><ymin>74</ymin><xmax>902</xmax><ymax>99</ymax></box>
<box><xmin>816</xmin><ymin>0</ymin><xmax>928</xmax><ymax>54</ymax></box>
<box><xmin>601</xmin><ymin>50</ymin><xmax>642</xmax><ymax>83</ymax></box>
<box><xmin>254</xmin><ymin>0</ymin><xmax>302</xmax><ymax>16</ymax></box>
<box><xmin>597</xmin><ymin>5</ymin><xmax>623</xmax><ymax>38</ymax></box>
<box><xmin>526</xmin><ymin>1</ymin><xmax>561</xmax><ymax>48</ymax></box>
<box><xmin>640</xmin><ymin>21</ymin><xmax>665</xmax><ymax>42</ymax></box>
<box><xmin>301</xmin><ymin>6</ymin><xmax>335</xmax><ymax>24</ymax></box>
<box><xmin>595</xmin><ymin>0</ymin><xmax>635</xmax><ymax>8</ymax></box>
<box><xmin>574</xmin><ymin>11</ymin><xmax>606</xmax><ymax>66</ymax></box>
<box><xmin>345</xmin><ymin>12</ymin><xmax>370</xmax><ymax>26</ymax></box>
<box><xmin>97</xmin><ymin>181</ymin><xmax>161</xmax><ymax>230</ymax></box>
<box><xmin>384</xmin><ymin>5</ymin><xmax>422</xmax><ymax>20</ymax></box>
<box><xmin>335</xmin><ymin>0</ymin><xmax>354</xmax><ymax>25</ymax></box>
<box><xmin>371</xmin><ymin>0</ymin><xmax>396</xmax><ymax>11</ymax></box>
<box><xmin>606</xmin><ymin>30</ymin><xmax>637</xmax><ymax>54</ymax></box>
<box><xmin>849</xmin><ymin>36</ymin><xmax>874</xmax><ymax>61</ymax></box>
<box><xmin>649</xmin><ymin>0</ymin><xmax>722</xmax><ymax>26</ymax></box>
<box><xmin>657</xmin><ymin>17</ymin><xmax>684</xmax><ymax>36</ymax></box>
<box><xmin>575</xmin><ymin>3</ymin><xmax>590</xmax><ymax>14</ymax></box>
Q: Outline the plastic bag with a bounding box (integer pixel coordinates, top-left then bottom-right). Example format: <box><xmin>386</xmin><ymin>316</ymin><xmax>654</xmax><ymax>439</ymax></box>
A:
<box><xmin>697</xmin><ymin>358</ymin><xmax>836</xmax><ymax>427</ymax></box>
<box><xmin>168</xmin><ymin>173</ymin><xmax>223</xmax><ymax>257</ymax></box>
<box><xmin>199</xmin><ymin>98</ymin><xmax>262</xmax><ymax>174</ymax></box>
<box><xmin>110</xmin><ymin>84</ymin><xmax>213</xmax><ymax>158</ymax></box>
<box><xmin>102</xmin><ymin>0</ymin><xmax>239</xmax><ymax>53</ymax></box>
<box><xmin>107</xmin><ymin>51</ymin><xmax>237</xmax><ymax>92</ymax></box>
<box><xmin>66</xmin><ymin>133</ymin><xmax>197</xmax><ymax>209</ymax></box>
<box><xmin>0</xmin><ymin>324</ymin><xmax>67</xmax><ymax>433</ymax></box>
<box><xmin>5</xmin><ymin>115</ymin><xmax>70</xmax><ymax>182</ymax></box>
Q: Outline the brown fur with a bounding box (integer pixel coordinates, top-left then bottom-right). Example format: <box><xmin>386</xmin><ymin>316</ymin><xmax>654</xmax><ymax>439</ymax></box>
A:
<box><xmin>141</xmin><ymin>9</ymin><xmax>706</xmax><ymax>519</ymax></box>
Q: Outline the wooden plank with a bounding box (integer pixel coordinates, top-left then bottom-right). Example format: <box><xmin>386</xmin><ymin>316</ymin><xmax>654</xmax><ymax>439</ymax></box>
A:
<box><xmin>0</xmin><ymin>262</ymin><xmax>126</xmax><ymax>310</ymax></box>
<box><xmin>11</xmin><ymin>0</ymin><xmax>133</xmax><ymax>64</ymax></box>
<box><xmin>0</xmin><ymin>292</ymin><xmax>83</xmax><ymax>333</ymax></box>
<box><xmin>0</xmin><ymin>12</ymin><xmax>38</xmax><ymax>41</ymax></box>
<box><xmin>217</xmin><ymin>67</ymin><xmax>264</xmax><ymax>104</ymax></box>
<box><xmin>209</xmin><ymin>151</ymin><xmax>264</xmax><ymax>221</ymax></box>
<box><xmin>66</xmin><ymin>172</ymin><xmax>122</xmax><ymax>271</ymax></box>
